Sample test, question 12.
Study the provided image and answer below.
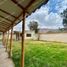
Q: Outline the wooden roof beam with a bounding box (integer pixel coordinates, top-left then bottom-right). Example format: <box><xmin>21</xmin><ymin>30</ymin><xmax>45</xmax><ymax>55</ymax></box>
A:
<box><xmin>11</xmin><ymin>0</ymin><xmax>29</xmax><ymax>14</ymax></box>
<box><xmin>5</xmin><ymin>11</ymin><xmax>23</xmax><ymax>32</ymax></box>
<box><xmin>0</xmin><ymin>15</ymin><xmax>13</xmax><ymax>22</ymax></box>
<box><xmin>0</xmin><ymin>27</ymin><xmax>6</xmax><ymax>31</ymax></box>
<box><xmin>11</xmin><ymin>0</ymin><xmax>24</xmax><ymax>9</ymax></box>
<box><xmin>0</xmin><ymin>22</ymin><xmax>11</xmax><ymax>27</ymax></box>
<box><xmin>0</xmin><ymin>20</ymin><xmax>11</xmax><ymax>24</ymax></box>
<box><xmin>0</xmin><ymin>9</ymin><xmax>17</xmax><ymax>18</ymax></box>
<box><xmin>0</xmin><ymin>24</ymin><xmax>9</xmax><ymax>28</ymax></box>
<box><xmin>0</xmin><ymin>24</ymin><xmax>8</xmax><ymax>29</ymax></box>
<box><xmin>25</xmin><ymin>0</ymin><xmax>35</xmax><ymax>9</ymax></box>
<box><xmin>0</xmin><ymin>29</ymin><xmax>4</xmax><ymax>32</ymax></box>
<box><xmin>0</xmin><ymin>26</ymin><xmax>8</xmax><ymax>29</ymax></box>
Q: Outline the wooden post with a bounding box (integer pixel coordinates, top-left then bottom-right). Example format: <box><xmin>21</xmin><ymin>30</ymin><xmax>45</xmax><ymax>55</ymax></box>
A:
<box><xmin>2</xmin><ymin>32</ymin><xmax>6</xmax><ymax>47</ymax></box>
<box><xmin>2</xmin><ymin>32</ymin><xmax>4</xmax><ymax>46</ymax></box>
<box><xmin>9</xmin><ymin>28</ymin><xmax>13</xmax><ymax>58</ymax></box>
<box><xmin>6</xmin><ymin>31</ymin><xmax>9</xmax><ymax>51</ymax></box>
<box><xmin>21</xmin><ymin>10</ymin><xmax>26</xmax><ymax>67</ymax></box>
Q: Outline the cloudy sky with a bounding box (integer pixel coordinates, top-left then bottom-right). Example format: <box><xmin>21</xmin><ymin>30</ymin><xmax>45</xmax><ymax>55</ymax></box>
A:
<box><xmin>14</xmin><ymin>0</ymin><xmax>67</xmax><ymax>31</ymax></box>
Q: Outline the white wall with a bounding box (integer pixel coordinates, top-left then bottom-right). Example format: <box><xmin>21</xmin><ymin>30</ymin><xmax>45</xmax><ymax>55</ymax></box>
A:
<box><xmin>24</xmin><ymin>31</ymin><xmax>34</xmax><ymax>40</ymax></box>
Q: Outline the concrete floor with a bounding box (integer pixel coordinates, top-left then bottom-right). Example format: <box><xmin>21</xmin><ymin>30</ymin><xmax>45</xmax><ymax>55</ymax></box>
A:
<box><xmin>0</xmin><ymin>45</ymin><xmax>14</xmax><ymax>67</ymax></box>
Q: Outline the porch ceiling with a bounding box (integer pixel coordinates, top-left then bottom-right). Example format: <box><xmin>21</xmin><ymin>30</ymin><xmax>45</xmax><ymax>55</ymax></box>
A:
<box><xmin>0</xmin><ymin>0</ymin><xmax>48</xmax><ymax>32</ymax></box>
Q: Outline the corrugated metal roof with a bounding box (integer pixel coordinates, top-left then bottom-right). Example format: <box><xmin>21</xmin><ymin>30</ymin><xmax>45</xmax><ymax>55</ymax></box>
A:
<box><xmin>0</xmin><ymin>0</ymin><xmax>48</xmax><ymax>32</ymax></box>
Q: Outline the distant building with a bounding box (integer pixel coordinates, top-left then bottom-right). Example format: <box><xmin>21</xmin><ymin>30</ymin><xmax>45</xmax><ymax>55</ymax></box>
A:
<box><xmin>14</xmin><ymin>30</ymin><xmax>34</xmax><ymax>40</ymax></box>
<box><xmin>13</xmin><ymin>28</ymin><xmax>67</xmax><ymax>40</ymax></box>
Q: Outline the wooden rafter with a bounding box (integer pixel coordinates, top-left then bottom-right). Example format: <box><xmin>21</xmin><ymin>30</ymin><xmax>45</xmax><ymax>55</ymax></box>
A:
<box><xmin>0</xmin><ymin>9</ymin><xmax>17</xmax><ymax>18</ymax></box>
<box><xmin>0</xmin><ymin>25</ymin><xmax>8</xmax><ymax>29</ymax></box>
<box><xmin>0</xmin><ymin>29</ymin><xmax>4</xmax><ymax>32</ymax></box>
<box><xmin>5</xmin><ymin>11</ymin><xmax>24</xmax><ymax>32</ymax></box>
<box><xmin>0</xmin><ymin>24</ymin><xmax>7</xmax><ymax>28</ymax></box>
<box><xmin>0</xmin><ymin>25</ymin><xmax>9</xmax><ymax>29</ymax></box>
<box><xmin>0</xmin><ymin>25</ymin><xmax>7</xmax><ymax>30</ymax></box>
<box><xmin>0</xmin><ymin>22</ymin><xmax>11</xmax><ymax>31</ymax></box>
<box><xmin>11</xmin><ymin>0</ymin><xmax>29</xmax><ymax>14</ymax></box>
<box><xmin>25</xmin><ymin>0</ymin><xmax>35</xmax><ymax>9</ymax></box>
<box><xmin>0</xmin><ymin>20</ymin><xmax>11</xmax><ymax>24</ymax></box>
<box><xmin>11</xmin><ymin>0</ymin><xmax>24</xmax><ymax>9</ymax></box>
<box><xmin>0</xmin><ymin>22</ymin><xmax>11</xmax><ymax>29</ymax></box>
<box><xmin>0</xmin><ymin>23</ymin><xmax>11</xmax><ymax>26</ymax></box>
<box><xmin>0</xmin><ymin>29</ymin><xmax>5</xmax><ymax>32</ymax></box>
<box><xmin>0</xmin><ymin>21</ymin><xmax>11</xmax><ymax>25</ymax></box>
<box><xmin>0</xmin><ymin>15</ymin><xmax>13</xmax><ymax>22</ymax></box>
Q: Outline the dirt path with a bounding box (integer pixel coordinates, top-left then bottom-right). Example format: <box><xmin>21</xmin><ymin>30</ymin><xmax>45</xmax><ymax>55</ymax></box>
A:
<box><xmin>0</xmin><ymin>45</ymin><xmax>14</xmax><ymax>67</ymax></box>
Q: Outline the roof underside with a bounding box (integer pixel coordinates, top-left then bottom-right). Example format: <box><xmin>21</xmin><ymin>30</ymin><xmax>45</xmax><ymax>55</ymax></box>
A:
<box><xmin>0</xmin><ymin>0</ymin><xmax>48</xmax><ymax>32</ymax></box>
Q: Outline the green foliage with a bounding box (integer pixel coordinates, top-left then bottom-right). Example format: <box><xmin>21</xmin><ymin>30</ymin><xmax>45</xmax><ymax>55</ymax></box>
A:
<box><xmin>61</xmin><ymin>8</ymin><xmax>67</xmax><ymax>28</ymax></box>
<box><xmin>12</xmin><ymin>41</ymin><xmax>67</xmax><ymax>67</ymax></box>
<box><xmin>28</xmin><ymin>21</ymin><xmax>39</xmax><ymax>33</ymax></box>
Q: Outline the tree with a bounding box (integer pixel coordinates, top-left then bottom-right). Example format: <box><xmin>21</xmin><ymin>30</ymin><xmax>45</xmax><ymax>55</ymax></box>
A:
<box><xmin>61</xmin><ymin>8</ymin><xmax>67</xmax><ymax>29</ymax></box>
<box><xmin>28</xmin><ymin>21</ymin><xmax>39</xmax><ymax>40</ymax></box>
<box><xmin>28</xmin><ymin>21</ymin><xmax>39</xmax><ymax>33</ymax></box>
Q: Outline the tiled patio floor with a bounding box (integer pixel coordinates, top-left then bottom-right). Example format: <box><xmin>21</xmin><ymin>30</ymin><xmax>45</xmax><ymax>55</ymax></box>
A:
<box><xmin>0</xmin><ymin>45</ymin><xmax>14</xmax><ymax>67</ymax></box>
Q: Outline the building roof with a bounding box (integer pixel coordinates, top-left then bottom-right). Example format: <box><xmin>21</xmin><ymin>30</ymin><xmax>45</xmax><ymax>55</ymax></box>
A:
<box><xmin>0</xmin><ymin>0</ymin><xmax>48</xmax><ymax>32</ymax></box>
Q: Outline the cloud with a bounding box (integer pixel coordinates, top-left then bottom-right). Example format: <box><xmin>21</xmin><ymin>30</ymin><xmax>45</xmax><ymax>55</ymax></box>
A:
<box><xmin>44</xmin><ymin>12</ymin><xmax>63</xmax><ymax>28</ymax></box>
<box><xmin>26</xmin><ymin>5</ymin><xmax>63</xmax><ymax>29</ymax></box>
<box><xmin>14</xmin><ymin>22</ymin><xmax>22</xmax><ymax>31</ymax></box>
<box><xmin>55</xmin><ymin>0</ymin><xmax>67</xmax><ymax>13</ymax></box>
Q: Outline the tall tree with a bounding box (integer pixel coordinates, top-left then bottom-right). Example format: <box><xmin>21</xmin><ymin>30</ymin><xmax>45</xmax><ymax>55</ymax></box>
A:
<box><xmin>28</xmin><ymin>21</ymin><xmax>39</xmax><ymax>33</ymax></box>
<box><xmin>28</xmin><ymin>21</ymin><xmax>39</xmax><ymax>40</ymax></box>
<box><xmin>61</xmin><ymin>8</ymin><xmax>67</xmax><ymax>29</ymax></box>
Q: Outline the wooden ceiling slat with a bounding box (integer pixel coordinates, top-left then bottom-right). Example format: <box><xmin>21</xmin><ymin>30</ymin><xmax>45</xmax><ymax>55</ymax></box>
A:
<box><xmin>0</xmin><ymin>29</ymin><xmax>4</xmax><ymax>32</ymax></box>
<box><xmin>0</xmin><ymin>25</ymin><xmax>8</xmax><ymax>30</ymax></box>
<box><xmin>0</xmin><ymin>26</ymin><xmax>6</xmax><ymax>31</ymax></box>
<box><xmin>0</xmin><ymin>25</ymin><xmax>8</xmax><ymax>29</ymax></box>
<box><xmin>0</xmin><ymin>20</ymin><xmax>11</xmax><ymax>24</ymax></box>
<box><xmin>0</xmin><ymin>9</ymin><xmax>17</xmax><ymax>18</ymax></box>
<box><xmin>0</xmin><ymin>22</ymin><xmax>9</xmax><ymax>28</ymax></box>
<box><xmin>25</xmin><ymin>0</ymin><xmax>35</xmax><ymax>9</ymax></box>
<box><xmin>11</xmin><ymin>0</ymin><xmax>29</xmax><ymax>14</ymax></box>
<box><xmin>0</xmin><ymin>15</ymin><xmax>13</xmax><ymax>22</ymax></box>
<box><xmin>5</xmin><ymin>11</ymin><xmax>23</xmax><ymax>32</ymax></box>
<box><xmin>0</xmin><ymin>25</ymin><xmax>11</xmax><ymax>32</ymax></box>
<box><xmin>0</xmin><ymin>22</ymin><xmax>11</xmax><ymax>26</ymax></box>
<box><xmin>11</xmin><ymin>0</ymin><xmax>24</xmax><ymax>9</ymax></box>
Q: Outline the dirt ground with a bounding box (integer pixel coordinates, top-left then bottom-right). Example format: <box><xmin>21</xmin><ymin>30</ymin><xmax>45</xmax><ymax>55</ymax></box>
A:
<box><xmin>39</xmin><ymin>33</ymin><xmax>67</xmax><ymax>43</ymax></box>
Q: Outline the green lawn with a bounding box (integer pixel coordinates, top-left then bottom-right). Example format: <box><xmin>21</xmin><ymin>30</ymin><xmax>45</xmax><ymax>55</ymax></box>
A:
<box><xmin>12</xmin><ymin>40</ymin><xmax>67</xmax><ymax>67</ymax></box>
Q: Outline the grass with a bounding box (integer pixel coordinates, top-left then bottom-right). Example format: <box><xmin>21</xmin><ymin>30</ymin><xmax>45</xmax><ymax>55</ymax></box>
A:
<box><xmin>12</xmin><ymin>40</ymin><xmax>67</xmax><ymax>67</ymax></box>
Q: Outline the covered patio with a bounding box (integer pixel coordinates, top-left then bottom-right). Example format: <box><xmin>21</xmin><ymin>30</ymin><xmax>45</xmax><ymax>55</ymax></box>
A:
<box><xmin>0</xmin><ymin>0</ymin><xmax>48</xmax><ymax>67</ymax></box>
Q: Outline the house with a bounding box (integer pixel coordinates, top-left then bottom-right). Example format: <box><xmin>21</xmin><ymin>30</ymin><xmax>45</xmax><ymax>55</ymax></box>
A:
<box><xmin>14</xmin><ymin>30</ymin><xmax>34</xmax><ymax>40</ymax></box>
